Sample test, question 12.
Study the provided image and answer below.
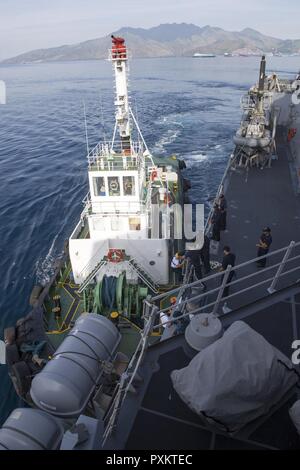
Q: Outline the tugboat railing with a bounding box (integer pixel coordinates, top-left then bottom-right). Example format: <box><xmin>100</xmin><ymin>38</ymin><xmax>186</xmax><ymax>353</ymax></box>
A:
<box><xmin>87</xmin><ymin>140</ymin><xmax>144</xmax><ymax>169</ymax></box>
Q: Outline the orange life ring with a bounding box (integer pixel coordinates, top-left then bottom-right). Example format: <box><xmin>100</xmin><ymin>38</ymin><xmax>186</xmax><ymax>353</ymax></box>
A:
<box><xmin>107</xmin><ymin>249</ymin><xmax>124</xmax><ymax>263</ymax></box>
<box><xmin>151</xmin><ymin>170</ymin><xmax>158</xmax><ymax>181</ymax></box>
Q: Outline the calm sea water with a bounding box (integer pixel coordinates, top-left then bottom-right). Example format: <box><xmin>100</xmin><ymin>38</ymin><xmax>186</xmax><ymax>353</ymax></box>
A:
<box><xmin>0</xmin><ymin>55</ymin><xmax>298</xmax><ymax>424</ymax></box>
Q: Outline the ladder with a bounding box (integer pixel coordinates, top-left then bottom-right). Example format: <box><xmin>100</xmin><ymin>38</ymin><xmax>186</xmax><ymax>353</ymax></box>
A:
<box><xmin>128</xmin><ymin>259</ymin><xmax>159</xmax><ymax>294</ymax></box>
<box><xmin>77</xmin><ymin>260</ymin><xmax>107</xmax><ymax>294</ymax></box>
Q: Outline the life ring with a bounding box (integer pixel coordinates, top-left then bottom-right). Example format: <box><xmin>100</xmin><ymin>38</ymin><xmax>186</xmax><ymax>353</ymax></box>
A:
<box><xmin>151</xmin><ymin>170</ymin><xmax>158</xmax><ymax>181</ymax></box>
<box><xmin>107</xmin><ymin>249</ymin><xmax>124</xmax><ymax>263</ymax></box>
<box><xmin>124</xmin><ymin>181</ymin><xmax>132</xmax><ymax>191</ymax></box>
<box><xmin>109</xmin><ymin>180</ymin><xmax>119</xmax><ymax>192</ymax></box>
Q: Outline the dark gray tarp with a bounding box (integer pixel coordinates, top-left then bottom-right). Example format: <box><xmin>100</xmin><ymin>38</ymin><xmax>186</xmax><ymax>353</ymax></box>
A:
<box><xmin>171</xmin><ymin>321</ymin><xmax>299</xmax><ymax>432</ymax></box>
<box><xmin>289</xmin><ymin>400</ymin><xmax>300</xmax><ymax>435</ymax></box>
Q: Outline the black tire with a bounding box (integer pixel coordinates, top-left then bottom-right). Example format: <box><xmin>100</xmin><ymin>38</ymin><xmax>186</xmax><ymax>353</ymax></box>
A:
<box><xmin>5</xmin><ymin>344</ymin><xmax>20</xmax><ymax>367</ymax></box>
<box><xmin>11</xmin><ymin>361</ymin><xmax>32</xmax><ymax>397</ymax></box>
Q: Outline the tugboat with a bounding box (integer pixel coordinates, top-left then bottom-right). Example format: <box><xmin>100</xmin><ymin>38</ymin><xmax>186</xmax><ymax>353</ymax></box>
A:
<box><xmin>1</xmin><ymin>54</ymin><xmax>300</xmax><ymax>451</ymax></box>
<box><xmin>2</xmin><ymin>35</ymin><xmax>194</xmax><ymax>403</ymax></box>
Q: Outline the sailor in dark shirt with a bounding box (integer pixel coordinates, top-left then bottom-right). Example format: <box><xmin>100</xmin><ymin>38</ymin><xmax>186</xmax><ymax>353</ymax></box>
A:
<box><xmin>220</xmin><ymin>246</ymin><xmax>236</xmax><ymax>298</ymax></box>
<box><xmin>256</xmin><ymin>227</ymin><xmax>272</xmax><ymax>267</ymax></box>
<box><xmin>211</xmin><ymin>205</ymin><xmax>222</xmax><ymax>242</ymax></box>
<box><xmin>218</xmin><ymin>194</ymin><xmax>227</xmax><ymax>231</ymax></box>
<box><xmin>200</xmin><ymin>234</ymin><xmax>211</xmax><ymax>274</ymax></box>
<box><xmin>185</xmin><ymin>249</ymin><xmax>202</xmax><ymax>280</ymax></box>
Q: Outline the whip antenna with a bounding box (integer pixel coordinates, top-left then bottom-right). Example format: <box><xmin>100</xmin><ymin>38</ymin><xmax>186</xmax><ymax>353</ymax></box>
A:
<box><xmin>83</xmin><ymin>100</ymin><xmax>89</xmax><ymax>154</ymax></box>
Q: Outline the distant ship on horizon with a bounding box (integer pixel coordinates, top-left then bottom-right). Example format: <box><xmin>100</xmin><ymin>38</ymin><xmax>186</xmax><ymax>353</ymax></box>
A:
<box><xmin>193</xmin><ymin>52</ymin><xmax>216</xmax><ymax>58</ymax></box>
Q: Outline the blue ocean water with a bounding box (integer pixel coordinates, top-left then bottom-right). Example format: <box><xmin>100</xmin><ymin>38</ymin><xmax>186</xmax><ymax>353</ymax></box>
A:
<box><xmin>0</xmin><ymin>55</ymin><xmax>298</xmax><ymax>424</ymax></box>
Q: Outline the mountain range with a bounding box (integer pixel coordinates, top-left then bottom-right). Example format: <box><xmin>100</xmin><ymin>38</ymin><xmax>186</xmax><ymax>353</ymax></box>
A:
<box><xmin>3</xmin><ymin>23</ymin><xmax>300</xmax><ymax>64</ymax></box>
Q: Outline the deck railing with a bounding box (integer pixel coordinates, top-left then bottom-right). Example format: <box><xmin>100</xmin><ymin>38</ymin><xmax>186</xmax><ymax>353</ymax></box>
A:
<box><xmin>87</xmin><ymin>140</ymin><xmax>144</xmax><ymax>170</ymax></box>
<box><xmin>102</xmin><ymin>239</ymin><xmax>300</xmax><ymax>444</ymax></box>
<box><xmin>149</xmin><ymin>240</ymin><xmax>300</xmax><ymax>320</ymax></box>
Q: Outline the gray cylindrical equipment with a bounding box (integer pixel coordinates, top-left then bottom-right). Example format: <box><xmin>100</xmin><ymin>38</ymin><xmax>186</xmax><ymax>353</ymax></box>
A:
<box><xmin>185</xmin><ymin>314</ymin><xmax>222</xmax><ymax>351</ymax></box>
<box><xmin>30</xmin><ymin>313</ymin><xmax>121</xmax><ymax>418</ymax></box>
<box><xmin>0</xmin><ymin>408</ymin><xmax>64</xmax><ymax>450</ymax></box>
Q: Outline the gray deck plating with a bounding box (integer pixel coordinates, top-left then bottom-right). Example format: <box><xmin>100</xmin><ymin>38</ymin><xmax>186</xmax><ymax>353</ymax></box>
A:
<box><xmin>219</xmin><ymin>128</ymin><xmax>300</xmax><ymax>263</ymax></box>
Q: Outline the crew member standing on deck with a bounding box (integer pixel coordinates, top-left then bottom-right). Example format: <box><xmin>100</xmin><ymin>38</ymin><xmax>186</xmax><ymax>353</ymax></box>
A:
<box><xmin>218</xmin><ymin>194</ymin><xmax>227</xmax><ymax>231</ymax></box>
<box><xmin>220</xmin><ymin>246</ymin><xmax>236</xmax><ymax>298</ymax></box>
<box><xmin>171</xmin><ymin>252</ymin><xmax>185</xmax><ymax>283</ymax></box>
<box><xmin>200</xmin><ymin>234</ymin><xmax>211</xmax><ymax>274</ymax></box>
<box><xmin>211</xmin><ymin>204</ymin><xmax>222</xmax><ymax>242</ymax></box>
<box><xmin>256</xmin><ymin>227</ymin><xmax>272</xmax><ymax>268</ymax></box>
<box><xmin>185</xmin><ymin>249</ymin><xmax>202</xmax><ymax>280</ymax></box>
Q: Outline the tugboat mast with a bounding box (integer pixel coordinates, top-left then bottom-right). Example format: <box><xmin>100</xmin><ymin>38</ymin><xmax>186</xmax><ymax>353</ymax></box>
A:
<box><xmin>110</xmin><ymin>35</ymin><xmax>131</xmax><ymax>152</ymax></box>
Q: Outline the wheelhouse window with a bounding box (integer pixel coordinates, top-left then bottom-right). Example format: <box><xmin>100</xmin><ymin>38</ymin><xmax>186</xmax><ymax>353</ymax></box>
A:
<box><xmin>123</xmin><ymin>176</ymin><xmax>135</xmax><ymax>196</ymax></box>
<box><xmin>93</xmin><ymin>177</ymin><xmax>106</xmax><ymax>196</ymax></box>
<box><xmin>111</xmin><ymin>218</ymin><xmax>121</xmax><ymax>231</ymax></box>
<box><xmin>93</xmin><ymin>217</ymin><xmax>105</xmax><ymax>231</ymax></box>
<box><xmin>129</xmin><ymin>217</ymin><xmax>141</xmax><ymax>231</ymax></box>
<box><xmin>108</xmin><ymin>176</ymin><xmax>120</xmax><ymax>196</ymax></box>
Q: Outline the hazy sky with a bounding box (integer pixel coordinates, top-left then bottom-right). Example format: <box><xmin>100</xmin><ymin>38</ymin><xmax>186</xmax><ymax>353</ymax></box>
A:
<box><xmin>1</xmin><ymin>0</ymin><xmax>300</xmax><ymax>60</ymax></box>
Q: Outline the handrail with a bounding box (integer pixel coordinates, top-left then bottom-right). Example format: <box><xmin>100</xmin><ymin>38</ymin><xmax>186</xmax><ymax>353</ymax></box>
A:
<box><xmin>128</xmin><ymin>259</ymin><xmax>159</xmax><ymax>293</ymax></box>
<box><xmin>151</xmin><ymin>240</ymin><xmax>300</xmax><ymax>326</ymax></box>
<box><xmin>79</xmin><ymin>245</ymin><xmax>106</xmax><ymax>277</ymax></box>
<box><xmin>77</xmin><ymin>260</ymin><xmax>107</xmax><ymax>294</ymax></box>
<box><xmin>101</xmin><ymin>240</ymin><xmax>300</xmax><ymax>444</ymax></box>
<box><xmin>151</xmin><ymin>240</ymin><xmax>300</xmax><ymax>302</ymax></box>
<box><xmin>101</xmin><ymin>307</ymin><xmax>157</xmax><ymax>444</ymax></box>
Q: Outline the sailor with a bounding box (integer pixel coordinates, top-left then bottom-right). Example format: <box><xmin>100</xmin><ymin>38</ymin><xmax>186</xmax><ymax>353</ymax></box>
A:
<box><xmin>170</xmin><ymin>252</ymin><xmax>185</xmax><ymax>283</ymax></box>
<box><xmin>200</xmin><ymin>234</ymin><xmax>211</xmax><ymax>274</ymax></box>
<box><xmin>160</xmin><ymin>310</ymin><xmax>171</xmax><ymax>329</ymax></box>
<box><xmin>211</xmin><ymin>204</ymin><xmax>222</xmax><ymax>242</ymax></box>
<box><xmin>185</xmin><ymin>249</ymin><xmax>202</xmax><ymax>280</ymax></box>
<box><xmin>173</xmin><ymin>308</ymin><xmax>190</xmax><ymax>335</ymax></box>
<box><xmin>160</xmin><ymin>296</ymin><xmax>177</xmax><ymax>330</ymax></box>
<box><xmin>218</xmin><ymin>194</ymin><xmax>227</xmax><ymax>231</ymax></box>
<box><xmin>267</xmin><ymin>73</ymin><xmax>277</xmax><ymax>91</ymax></box>
<box><xmin>256</xmin><ymin>227</ymin><xmax>272</xmax><ymax>268</ymax></box>
<box><xmin>220</xmin><ymin>246</ymin><xmax>236</xmax><ymax>298</ymax></box>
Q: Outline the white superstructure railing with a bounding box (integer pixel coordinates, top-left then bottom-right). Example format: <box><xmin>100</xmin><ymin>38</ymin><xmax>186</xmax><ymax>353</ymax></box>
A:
<box><xmin>87</xmin><ymin>140</ymin><xmax>144</xmax><ymax>169</ymax></box>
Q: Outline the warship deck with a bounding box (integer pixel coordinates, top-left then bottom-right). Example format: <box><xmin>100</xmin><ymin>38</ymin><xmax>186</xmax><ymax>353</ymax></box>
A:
<box><xmin>204</xmin><ymin>127</ymin><xmax>300</xmax><ymax>313</ymax></box>
<box><xmin>109</xmin><ymin>293</ymin><xmax>300</xmax><ymax>451</ymax></box>
<box><xmin>219</xmin><ymin>127</ymin><xmax>300</xmax><ymax>266</ymax></box>
<box><xmin>104</xmin><ymin>128</ymin><xmax>300</xmax><ymax>450</ymax></box>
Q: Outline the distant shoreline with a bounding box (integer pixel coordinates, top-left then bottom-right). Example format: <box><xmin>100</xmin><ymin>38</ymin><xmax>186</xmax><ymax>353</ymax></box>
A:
<box><xmin>2</xmin><ymin>54</ymin><xmax>300</xmax><ymax>67</ymax></box>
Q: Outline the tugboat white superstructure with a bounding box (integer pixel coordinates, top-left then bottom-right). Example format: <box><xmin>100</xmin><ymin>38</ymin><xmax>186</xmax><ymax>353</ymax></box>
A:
<box><xmin>69</xmin><ymin>36</ymin><xmax>185</xmax><ymax>298</ymax></box>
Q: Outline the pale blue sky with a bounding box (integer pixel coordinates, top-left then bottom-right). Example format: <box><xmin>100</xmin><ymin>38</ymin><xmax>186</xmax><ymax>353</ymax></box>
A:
<box><xmin>0</xmin><ymin>0</ymin><xmax>299</xmax><ymax>59</ymax></box>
